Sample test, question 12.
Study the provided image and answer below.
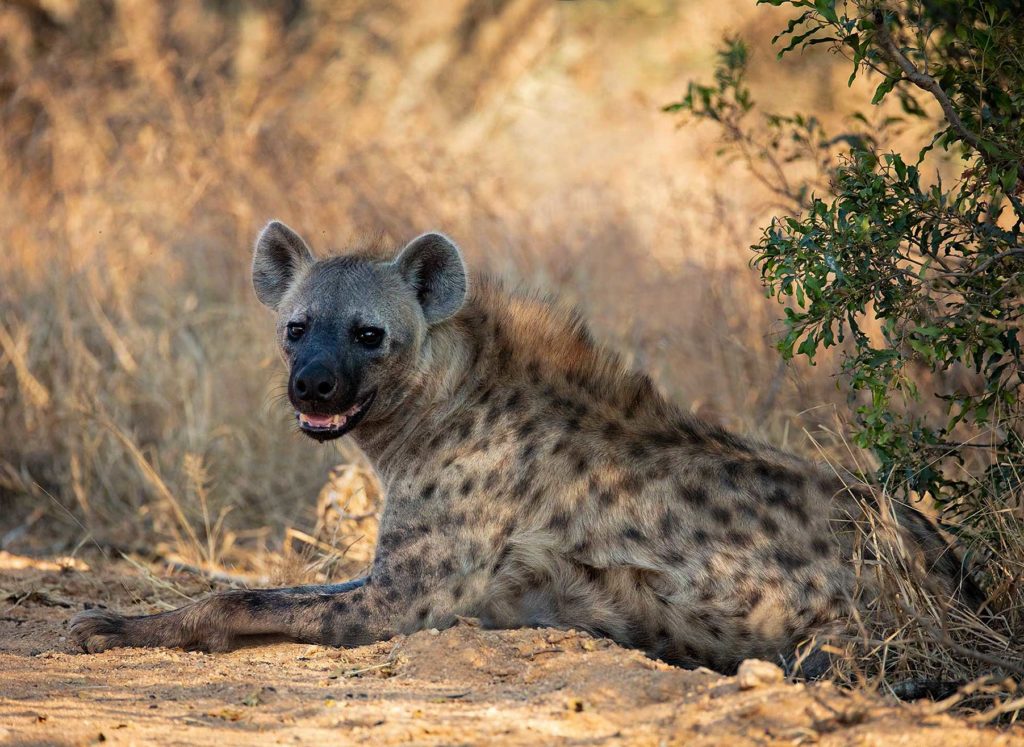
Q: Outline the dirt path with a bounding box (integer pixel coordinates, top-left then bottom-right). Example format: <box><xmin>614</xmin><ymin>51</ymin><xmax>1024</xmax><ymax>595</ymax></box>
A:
<box><xmin>1</xmin><ymin>554</ymin><xmax>1021</xmax><ymax>746</ymax></box>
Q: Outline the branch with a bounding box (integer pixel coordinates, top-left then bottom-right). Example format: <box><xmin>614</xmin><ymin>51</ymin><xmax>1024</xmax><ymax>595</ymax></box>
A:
<box><xmin>969</xmin><ymin>247</ymin><xmax>1024</xmax><ymax>275</ymax></box>
<box><xmin>873</xmin><ymin>16</ymin><xmax>1024</xmax><ymax>184</ymax></box>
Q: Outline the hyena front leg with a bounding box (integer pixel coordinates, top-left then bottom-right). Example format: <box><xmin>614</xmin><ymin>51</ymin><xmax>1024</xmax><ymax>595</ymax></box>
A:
<box><xmin>70</xmin><ymin>519</ymin><xmax>489</xmax><ymax>653</ymax></box>
<box><xmin>69</xmin><ymin>579</ymin><xmax>371</xmax><ymax>653</ymax></box>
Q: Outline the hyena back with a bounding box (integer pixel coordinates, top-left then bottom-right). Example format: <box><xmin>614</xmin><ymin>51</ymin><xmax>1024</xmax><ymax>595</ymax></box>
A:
<box><xmin>70</xmin><ymin>223</ymin><xmax>979</xmax><ymax>674</ymax></box>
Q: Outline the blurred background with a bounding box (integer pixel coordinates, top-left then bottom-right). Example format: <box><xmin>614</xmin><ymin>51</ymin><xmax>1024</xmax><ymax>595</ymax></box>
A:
<box><xmin>0</xmin><ymin>0</ymin><xmax>872</xmax><ymax>580</ymax></box>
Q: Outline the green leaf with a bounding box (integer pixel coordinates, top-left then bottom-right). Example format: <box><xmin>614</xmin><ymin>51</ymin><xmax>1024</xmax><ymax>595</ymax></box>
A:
<box><xmin>871</xmin><ymin>75</ymin><xmax>899</xmax><ymax>104</ymax></box>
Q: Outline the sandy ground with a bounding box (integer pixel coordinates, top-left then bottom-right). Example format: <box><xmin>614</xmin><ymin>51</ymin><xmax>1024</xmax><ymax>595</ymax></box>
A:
<box><xmin>1</xmin><ymin>554</ymin><xmax>1022</xmax><ymax>747</ymax></box>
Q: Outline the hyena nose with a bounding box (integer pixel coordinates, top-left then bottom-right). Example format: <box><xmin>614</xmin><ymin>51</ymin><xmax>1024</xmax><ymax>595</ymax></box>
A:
<box><xmin>294</xmin><ymin>362</ymin><xmax>338</xmax><ymax>402</ymax></box>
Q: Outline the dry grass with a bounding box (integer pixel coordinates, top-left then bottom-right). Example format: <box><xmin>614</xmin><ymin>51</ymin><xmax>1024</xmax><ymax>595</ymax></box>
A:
<box><xmin>0</xmin><ymin>0</ymin><xmax>1020</xmax><ymax>714</ymax></box>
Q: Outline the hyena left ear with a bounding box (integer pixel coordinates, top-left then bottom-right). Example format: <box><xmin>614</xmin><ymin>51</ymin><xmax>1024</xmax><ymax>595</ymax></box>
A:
<box><xmin>252</xmin><ymin>220</ymin><xmax>315</xmax><ymax>310</ymax></box>
<box><xmin>393</xmin><ymin>232</ymin><xmax>468</xmax><ymax>325</ymax></box>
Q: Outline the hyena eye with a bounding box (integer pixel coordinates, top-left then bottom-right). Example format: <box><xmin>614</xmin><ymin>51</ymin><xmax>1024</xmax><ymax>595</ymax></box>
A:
<box><xmin>355</xmin><ymin>327</ymin><xmax>384</xmax><ymax>349</ymax></box>
<box><xmin>286</xmin><ymin>322</ymin><xmax>306</xmax><ymax>341</ymax></box>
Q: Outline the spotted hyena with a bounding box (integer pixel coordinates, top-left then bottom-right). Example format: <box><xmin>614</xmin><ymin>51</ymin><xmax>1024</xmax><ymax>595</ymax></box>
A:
<box><xmin>70</xmin><ymin>222</ymin><xmax>979</xmax><ymax>674</ymax></box>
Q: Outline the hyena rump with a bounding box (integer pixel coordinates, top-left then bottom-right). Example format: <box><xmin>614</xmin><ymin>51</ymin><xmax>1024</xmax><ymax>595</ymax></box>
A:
<box><xmin>70</xmin><ymin>223</ymin><xmax>979</xmax><ymax>674</ymax></box>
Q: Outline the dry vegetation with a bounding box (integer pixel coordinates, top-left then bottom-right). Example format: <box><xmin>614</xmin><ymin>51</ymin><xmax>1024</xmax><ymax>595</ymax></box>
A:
<box><xmin>0</xmin><ymin>0</ymin><xmax>1021</xmax><ymax>723</ymax></box>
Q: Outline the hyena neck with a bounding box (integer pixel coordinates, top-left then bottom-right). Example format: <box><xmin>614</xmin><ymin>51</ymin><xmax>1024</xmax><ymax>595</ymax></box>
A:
<box><xmin>353</xmin><ymin>312</ymin><xmax>482</xmax><ymax>476</ymax></box>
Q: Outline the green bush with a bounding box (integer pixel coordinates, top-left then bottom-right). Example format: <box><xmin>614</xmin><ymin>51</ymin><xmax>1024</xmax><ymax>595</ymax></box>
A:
<box><xmin>668</xmin><ymin>1</ymin><xmax>1023</xmax><ymax>556</ymax></box>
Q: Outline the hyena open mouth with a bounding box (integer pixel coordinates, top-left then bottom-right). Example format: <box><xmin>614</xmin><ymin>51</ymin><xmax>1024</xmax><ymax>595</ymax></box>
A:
<box><xmin>296</xmin><ymin>390</ymin><xmax>376</xmax><ymax>441</ymax></box>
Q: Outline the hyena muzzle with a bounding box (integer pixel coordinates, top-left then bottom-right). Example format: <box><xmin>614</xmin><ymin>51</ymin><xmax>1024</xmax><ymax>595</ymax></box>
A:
<box><xmin>69</xmin><ymin>222</ymin><xmax>980</xmax><ymax>675</ymax></box>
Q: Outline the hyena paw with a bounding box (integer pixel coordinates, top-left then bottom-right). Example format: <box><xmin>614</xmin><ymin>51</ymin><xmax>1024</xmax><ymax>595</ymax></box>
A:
<box><xmin>69</xmin><ymin>608</ymin><xmax>133</xmax><ymax>653</ymax></box>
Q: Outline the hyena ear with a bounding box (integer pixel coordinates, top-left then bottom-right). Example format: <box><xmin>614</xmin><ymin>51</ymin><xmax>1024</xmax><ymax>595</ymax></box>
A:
<box><xmin>252</xmin><ymin>220</ymin><xmax>315</xmax><ymax>310</ymax></box>
<box><xmin>393</xmin><ymin>232</ymin><xmax>468</xmax><ymax>325</ymax></box>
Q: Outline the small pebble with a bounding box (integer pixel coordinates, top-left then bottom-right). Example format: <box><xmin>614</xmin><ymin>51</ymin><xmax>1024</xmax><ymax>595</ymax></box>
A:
<box><xmin>736</xmin><ymin>659</ymin><xmax>784</xmax><ymax>690</ymax></box>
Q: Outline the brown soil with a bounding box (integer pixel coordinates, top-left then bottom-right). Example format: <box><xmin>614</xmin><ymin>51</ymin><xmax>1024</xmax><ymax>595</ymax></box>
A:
<box><xmin>1</xmin><ymin>554</ymin><xmax>1021</xmax><ymax>747</ymax></box>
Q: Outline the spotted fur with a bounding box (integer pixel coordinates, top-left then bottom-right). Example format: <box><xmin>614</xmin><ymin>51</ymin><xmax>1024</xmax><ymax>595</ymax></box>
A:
<box><xmin>70</xmin><ymin>226</ymin><xmax>979</xmax><ymax>675</ymax></box>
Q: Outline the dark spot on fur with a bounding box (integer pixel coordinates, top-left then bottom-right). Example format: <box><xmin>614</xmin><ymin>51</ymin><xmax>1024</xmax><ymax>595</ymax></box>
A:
<box><xmin>345</xmin><ymin>622</ymin><xmax>367</xmax><ymax>643</ymax></box>
<box><xmin>380</xmin><ymin>531</ymin><xmax>406</xmax><ymax>551</ymax></box>
<box><xmin>505</xmin><ymin>389</ymin><xmax>524</xmax><ymax>413</ymax></box>
<box><xmin>460</xmin><ymin>477</ymin><xmax>475</xmax><ymax>496</ymax></box>
<box><xmin>660</xmin><ymin>548</ymin><xmax>686</xmax><ymax>564</ymax></box>
<box><xmin>677</xmin><ymin>483</ymin><xmax>708</xmax><ymax>506</ymax></box>
<box><xmin>752</xmin><ymin>461</ymin><xmax>805</xmax><ymax>488</ymax></box>
<box><xmin>804</xmin><ymin>577</ymin><xmax>822</xmax><ymax>595</ymax></box>
<box><xmin>570</xmin><ymin>538</ymin><xmax>591</xmax><ymax>554</ymax></box>
<box><xmin>483</xmin><ymin>472</ymin><xmax>499</xmax><ymax>492</ymax></box>
<box><xmin>725</xmin><ymin>530</ymin><xmax>751</xmax><ymax>547</ymax></box>
<box><xmin>598</xmin><ymin>490</ymin><xmax>616</xmax><ymax>507</ymax></box>
<box><xmin>421</xmin><ymin>482</ymin><xmax>437</xmax><ymax>501</ymax></box>
<box><xmin>774</xmin><ymin>548</ymin><xmax>810</xmax><ymax>571</ymax></box>
<box><xmin>628</xmin><ymin>441</ymin><xmax>650</xmax><ymax>460</ymax></box>
<box><xmin>737</xmin><ymin>503</ymin><xmax>758</xmax><ymax>521</ymax></box>
<box><xmin>723</xmin><ymin>460</ymin><xmax>745</xmax><ymax>489</ymax></box>
<box><xmin>766</xmin><ymin>487</ymin><xmax>811</xmax><ymax>525</ymax></box>
<box><xmin>710</xmin><ymin>506</ymin><xmax>732</xmax><ymax>526</ymax></box>
<box><xmin>527</xmin><ymin>487</ymin><xmax>545</xmax><ymax>508</ymax></box>
<box><xmin>622</xmin><ymin>526</ymin><xmax>645</xmax><ymax>542</ymax></box>
<box><xmin>619</xmin><ymin>473</ymin><xmax>644</xmax><ymax>495</ymax></box>
<box><xmin>645</xmin><ymin>430</ymin><xmax>682</xmax><ymax>448</ymax></box>
<box><xmin>660</xmin><ymin>509</ymin><xmax>678</xmax><ymax>538</ymax></box>
<box><xmin>602</xmin><ymin>422</ymin><xmax>623</xmax><ymax>441</ymax></box>
<box><xmin>761</xmin><ymin>515</ymin><xmax>780</xmax><ymax>536</ymax></box>
<box><xmin>513</xmin><ymin>476</ymin><xmax>533</xmax><ymax>498</ymax></box>
<box><xmin>485</xmin><ymin>402</ymin><xmax>502</xmax><ymax>426</ymax></box>
<box><xmin>547</xmin><ymin>511</ymin><xmax>571</xmax><ymax>531</ymax></box>
<box><xmin>811</xmin><ymin>538</ymin><xmax>831</xmax><ymax>557</ymax></box>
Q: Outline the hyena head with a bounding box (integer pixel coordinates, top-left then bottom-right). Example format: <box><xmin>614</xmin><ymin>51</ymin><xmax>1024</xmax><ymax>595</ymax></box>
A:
<box><xmin>252</xmin><ymin>220</ymin><xmax>468</xmax><ymax>442</ymax></box>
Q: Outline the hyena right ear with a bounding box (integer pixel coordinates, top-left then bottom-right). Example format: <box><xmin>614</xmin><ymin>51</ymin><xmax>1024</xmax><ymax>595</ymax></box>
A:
<box><xmin>252</xmin><ymin>220</ymin><xmax>314</xmax><ymax>310</ymax></box>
